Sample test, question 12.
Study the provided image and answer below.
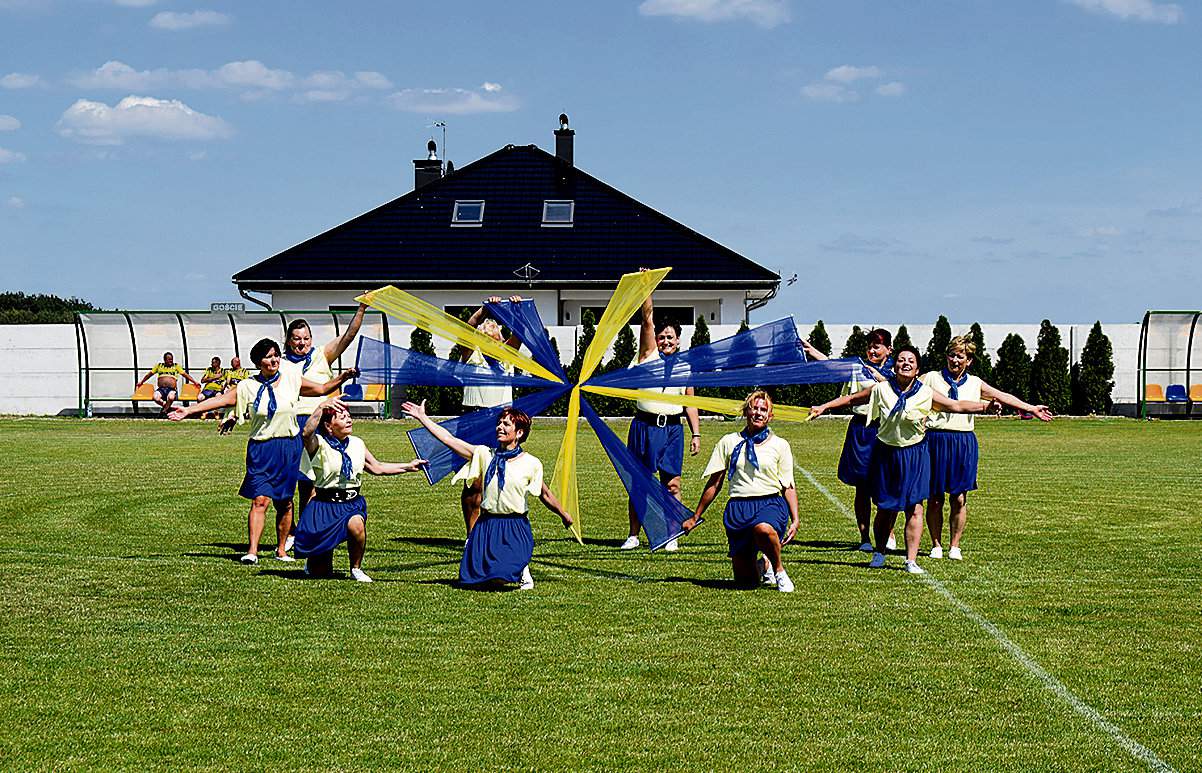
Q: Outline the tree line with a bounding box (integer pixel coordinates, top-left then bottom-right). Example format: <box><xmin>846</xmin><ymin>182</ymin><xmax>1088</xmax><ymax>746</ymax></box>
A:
<box><xmin>0</xmin><ymin>292</ymin><xmax>99</xmax><ymax>324</ymax></box>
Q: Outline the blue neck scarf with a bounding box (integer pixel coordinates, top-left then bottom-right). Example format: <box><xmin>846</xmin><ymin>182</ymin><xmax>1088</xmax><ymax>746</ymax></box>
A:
<box><xmin>252</xmin><ymin>372</ymin><xmax>279</xmax><ymax>420</ymax></box>
<box><xmin>941</xmin><ymin>368</ymin><xmax>968</xmax><ymax>400</ymax></box>
<box><xmin>284</xmin><ymin>348</ymin><xmax>312</xmax><ymax>372</ymax></box>
<box><xmin>728</xmin><ymin>426</ymin><xmax>771</xmax><ymax>480</ymax></box>
<box><xmin>484</xmin><ymin>445</ymin><xmax>523</xmax><ymax>492</ymax></box>
<box><xmin>319</xmin><ymin>430</ymin><xmax>354</xmax><ymax>481</ymax></box>
<box><xmin>887</xmin><ymin>377</ymin><xmax>923</xmax><ymax>417</ymax></box>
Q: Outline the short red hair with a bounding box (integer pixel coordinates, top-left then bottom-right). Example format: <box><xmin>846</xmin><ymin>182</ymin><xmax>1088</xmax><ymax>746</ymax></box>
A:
<box><xmin>498</xmin><ymin>406</ymin><xmax>531</xmax><ymax>442</ymax></box>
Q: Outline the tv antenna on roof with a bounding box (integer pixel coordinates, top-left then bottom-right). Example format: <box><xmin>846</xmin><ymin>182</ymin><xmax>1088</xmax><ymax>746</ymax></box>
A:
<box><xmin>427</xmin><ymin>121</ymin><xmax>447</xmax><ymax>173</ymax></box>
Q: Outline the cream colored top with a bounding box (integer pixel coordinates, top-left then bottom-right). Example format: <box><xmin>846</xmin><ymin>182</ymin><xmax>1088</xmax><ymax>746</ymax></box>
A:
<box><xmin>921</xmin><ymin>371</ymin><xmax>982</xmax><ymax>432</ymax></box>
<box><xmin>292</xmin><ymin>347</ymin><xmax>333</xmax><ymax>413</ymax></box>
<box><xmin>702</xmin><ymin>431</ymin><xmax>795</xmax><ymax>498</ymax></box>
<box><xmin>235</xmin><ymin>361</ymin><xmax>302</xmax><ymax>441</ymax></box>
<box><xmin>866</xmin><ymin>379</ymin><xmax>935</xmax><ymax>448</ymax></box>
<box><xmin>462</xmin><ymin>349</ymin><xmax>514</xmax><ymax>408</ymax></box>
<box><xmin>842</xmin><ymin>359</ymin><xmax>883</xmax><ymax>417</ymax></box>
<box><xmin>451</xmin><ymin>446</ymin><xmax>544</xmax><ymax>515</ymax></box>
<box><xmin>310</xmin><ymin>434</ymin><xmax>366</xmax><ymax>489</ymax></box>
<box><xmin>634</xmin><ymin>349</ymin><xmax>685</xmax><ymax>416</ymax></box>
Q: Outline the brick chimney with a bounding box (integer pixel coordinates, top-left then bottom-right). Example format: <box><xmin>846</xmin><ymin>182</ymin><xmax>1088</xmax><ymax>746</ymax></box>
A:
<box><xmin>554</xmin><ymin>113</ymin><xmax>574</xmax><ymax>166</ymax></box>
<box><xmin>414</xmin><ymin>139</ymin><xmax>442</xmax><ymax>189</ymax></box>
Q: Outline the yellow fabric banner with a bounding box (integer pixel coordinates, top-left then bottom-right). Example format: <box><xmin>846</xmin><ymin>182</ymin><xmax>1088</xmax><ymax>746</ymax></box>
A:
<box><xmin>576</xmin><ymin>268</ymin><xmax>670</xmax><ymax>384</ymax></box>
<box><xmin>550</xmin><ymin>387</ymin><xmax>585</xmax><ymax>544</ymax></box>
<box><xmin>581</xmin><ymin>384</ymin><xmax>813</xmax><ymax>422</ymax></box>
<box><xmin>356</xmin><ymin>286</ymin><xmax>563</xmax><ymax>384</ymax></box>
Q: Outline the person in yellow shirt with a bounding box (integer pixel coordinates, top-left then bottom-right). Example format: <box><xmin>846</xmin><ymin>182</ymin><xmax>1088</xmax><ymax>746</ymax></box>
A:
<box><xmin>135</xmin><ymin>352</ymin><xmax>201</xmax><ymax>414</ymax></box>
<box><xmin>809</xmin><ymin>346</ymin><xmax>996</xmax><ymax>574</ymax></box>
<box><xmin>921</xmin><ymin>336</ymin><xmax>1052</xmax><ymax>561</ymax></box>
<box><xmin>197</xmin><ymin>356</ymin><xmax>226</xmax><ymax>419</ymax></box>
<box><xmin>168</xmin><ymin>337</ymin><xmax>358</xmax><ymax>565</ymax></box>
<box><xmin>295</xmin><ymin>397</ymin><xmax>427</xmax><ymax>582</ymax></box>
<box><xmin>402</xmin><ymin>399</ymin><xmax>573</xmax><ymax>590</ymax></box>
<box><xmin>218</xmin><ymin>356</ymin><xmax>250</xmax><ymax>434</ymax></box>
<box><xmin>681</xmin><ymin>391</ymin><xmax>799</xmax><ymax>592</ymax></box>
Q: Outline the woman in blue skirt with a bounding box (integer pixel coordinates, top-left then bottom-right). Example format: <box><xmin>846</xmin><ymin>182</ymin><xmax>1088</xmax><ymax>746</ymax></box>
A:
<box><xmin>921</xmin><ymin>335</ymin><xmax>1053</xmax><ymax>561</ymax></box>
<box><xmin>295</xmin><ymin>398</ymin><xmax>427</xmax><ymax>582</ymax></box>
<box><xmin>681</xmin><ymin>391</ymin><xmax>799</xmax><ymax>592</ymax></box>
<box><xmin>402</xmin><ymin>400</ymin><xmax>573</xmax><ymax>590</ymax></box>
<box><xmin>805</xmin><ymin>328</ymin><xmax>893</xmax><ymax>551</ymax></box>
<box><xmin>170</xmin><ymin>338</ymin><xmax>357</xmax><ymax>565</ymax></box>
<box><xmin>810</xmin><ymin>346</ymin><xmax>995</xmax><ymax>574</ymax></box>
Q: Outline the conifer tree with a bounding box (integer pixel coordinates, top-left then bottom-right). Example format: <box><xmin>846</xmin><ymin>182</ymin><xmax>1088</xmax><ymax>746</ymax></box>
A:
<box><xmin>1030</xmin><ymin>320</ymin><xmax>1071</xmax><ymax>414</ymax></box>
<box><xmin>924</xmin><ymin>315</ymin><xmax>952</xmax><ymax>372</ymax></box>
<box><xmin>841</xmin><ymin>325</ymin><xmax>868</xmax><ymax>358</ymax></box>
<box><xmin>893</xmin><ymin>324</ymin><xmax>913</xmax><ymax>352</ymax></box>
<box><xmin>407</xmin><ymin>327</ymin><xmax>441</xmax><ymax>414</ymax></box>
<box><xmin>994</xmin><ymin>333</ymin><xmax>1032</xmax><ymax>413</ymax></box>
<box><xmin>967</xmin><ymin>322</ymin><xmax>994</xmax><ymax>382</ymax></box>
<box><xmin>1072</xmin><ymin>321</ymin><xmax>1114</xmax><ymax>415</ymax></box>
<box><xmin>799</xmin><ymin>320</ymin><xmax>838</xmax><ymax>407</ymax></box>
<box><xmin>721</xmin><ymin>320</ymin><xmax>751</xmax><ymax>402</ymax></box>
<box><xmin>690</xmin><ymin>315</ymin><xmax>720</xmax><ymax>400</ymax></box>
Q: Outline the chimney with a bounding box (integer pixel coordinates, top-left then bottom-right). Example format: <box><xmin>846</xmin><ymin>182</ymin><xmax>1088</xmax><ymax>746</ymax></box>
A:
<box><xmin>413</xmin><ymin>139</ymin><xmax>442</xmax><ymax>189</ymax></box>
<box><xmin>554</xmin><ymin>113</ymin><xmax>574</xmax><ymax>166</ymax></box>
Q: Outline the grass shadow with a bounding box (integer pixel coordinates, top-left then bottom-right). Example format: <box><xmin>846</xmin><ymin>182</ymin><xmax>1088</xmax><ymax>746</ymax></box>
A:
<box><xmin>388</xmin><ymin>536</ymin><xmax>464</xmax><ymax>552</ymax></box>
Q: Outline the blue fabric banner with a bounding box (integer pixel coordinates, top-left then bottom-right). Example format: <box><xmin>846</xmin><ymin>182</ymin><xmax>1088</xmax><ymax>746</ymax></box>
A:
<box><xmin>407</xmin><ymin>385</ymin><xmax>570</xmax><ymax>485</ymax></box>
<box><xmin>483</xmin><ymin>298</ymin><xmax>567</xmax><ymax>380</ymax></box>
<box><xmin>355</xmin><ymin>336</ymin><xmax>557</xmax><ymax>388</ymax></box>
<box><xmin>587</xmin><ymin>355</ymin><xmax>872</xmax><ymax>389</ymax></box>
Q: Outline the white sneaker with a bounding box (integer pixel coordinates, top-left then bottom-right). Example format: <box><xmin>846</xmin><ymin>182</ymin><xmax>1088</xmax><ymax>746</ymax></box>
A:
<box><xmin>619</xmin><ymin>536</ymin><xmax>640</xmax><ymax>550</ymax></box>
<box><xmin>775</xmin><ymin>568</ymin><xmax>794</xmax><ymax>593</ymax></box>
<box><xmin>350</xmin><ymin>567</ymin><xmax>372</xmax><ymax>583</ymax></box>
<box><xmin>857</xmin><ymin>541</ymin><xmax>873</xmax><ymax>553</ymax></box>
<box><xmin>519</xmin><ymin>566</ymin><xmax>534</xmax><ymax>590</ymax></box>
<box><xmin>905</xmin><ymin>560</ymin><xmax>925</xmax><ymax>575</ymax></box>
<box><xmin>240</xmin><ymin>553</ymin><xmax>258</xmax><ymax>565</ymax></box>
<box><xmin>929</xmin><ymin>545</ymin><xmax>943</xmax><ymax>559</ymax></box>
<box><xmin>948</xmin><ymin>546</ymin><xmax>963</xmax><ymax>560</ymax></box>
<box><xmin>886</xmin><ymin>534</ymin><xmax>897</xmax><ymax>551</ymax></box>
<box><xmin>759</xmin><ymin>557</ymin><xmax>776</xmax><ymax>585</ymax></box>
<box><xmin>663</xmin><ymin>539</ymin><xmax>679</xmax><ymax>552</ymax></box>
<box><xmin>868</xmin><ymin>552</ymin><xmax>886</xmax><ymax>569</ymax></box>
<box><xmin>284</xmin><ymin>535</ymin><xmax>295</xmax><ymax>552</ymax></box>
<box><xmin>273</xmin><ymin>553</ymin><xmax>296</xmax><ymax>563</ymax></box>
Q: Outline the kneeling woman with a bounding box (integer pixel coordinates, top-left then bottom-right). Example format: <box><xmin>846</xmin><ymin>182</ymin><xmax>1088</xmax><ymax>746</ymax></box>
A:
<box><xmin>170</xmin><ymin>338</ymin><xmax>357</xmax><ymax>564</ymax></box>
<box><xmin>809</xmin><ymin>346</ymin><xmax>995</xmax><ymax>574</ymax></box>
<box><xmin>296</xmin><ymin>398</ymin><xmax>428</xmax><ymax>582</ymax></box>
<box><xmin>402</xmin><ymin>400</ymin><xmax>573</xmax><ymax>590</ymax></box>
<box><xmin>681</xmin><ymin>391</ymin><xmax>800</xmax><ymax>592</ymax></box>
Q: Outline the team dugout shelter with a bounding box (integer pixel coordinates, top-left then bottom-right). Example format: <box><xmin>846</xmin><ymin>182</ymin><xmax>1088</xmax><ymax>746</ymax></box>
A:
<box><xmin>1137</xmin><ymin>309</ymin><xmax>1202</xmax><ymax>418</ymax></box>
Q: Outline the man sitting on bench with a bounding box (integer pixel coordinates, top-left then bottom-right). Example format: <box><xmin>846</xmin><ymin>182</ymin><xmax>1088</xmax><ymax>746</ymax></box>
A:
<box><xmin>135</xmin><ymin>352</ymin><xmax>201</xmax><ymax>414</ymax></box>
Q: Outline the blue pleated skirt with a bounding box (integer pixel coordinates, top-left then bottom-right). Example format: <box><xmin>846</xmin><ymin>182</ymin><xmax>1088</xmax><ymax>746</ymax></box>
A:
<box><xmin>927</xmin><ymin>429</ymin><xmax>979</xmax><ymax>496</ymax></box>
<box><xmin>239</xmin><ymin>434</ymin><xmax>303</xmax><ymax>502</ymax></box>
<box><xmin>294</xmin><ymin>496</ymin><xmax>368</xmax><ymax>558</ymax></box>
<box><xmin>459</xmin><ymin>512</ymin><xmax>534</xmax><ymax>585</ymax></box>
<box><xmin>723</xmin><ymin>494</ymin><xmax>789</xmax><ymax>559</ymax></box>
<box><xmin>837</xmin><ymin>415</ymin><xmax>877</xmax><ymax>488</ymax></box>
<box><xmin>626</xmin><ymin>418</ymin><xmax>684</xmax><ymax>477</ymax></box>
<box><xmin>869</xmin><ymin>438</ymin><xmax>931</xmax><ymax>512</ymax></box>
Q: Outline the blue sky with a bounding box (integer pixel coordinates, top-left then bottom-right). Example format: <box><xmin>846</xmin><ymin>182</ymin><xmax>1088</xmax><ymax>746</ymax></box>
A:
<box><xmin>1</xmin><ymin>0</ymin><xmax>1199</xmax><ymax>324</ymax></box>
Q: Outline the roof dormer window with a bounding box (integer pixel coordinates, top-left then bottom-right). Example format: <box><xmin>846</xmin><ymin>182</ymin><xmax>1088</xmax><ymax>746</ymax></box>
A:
<box><xmin>451</xmin><ymin>200</ymin><xmax>485</xmax><ymax>227</ymax></box>
<box><xmin>542</xmin><ymin>200</ymin><xmax>574</xmax><ymax>227</ymax></box>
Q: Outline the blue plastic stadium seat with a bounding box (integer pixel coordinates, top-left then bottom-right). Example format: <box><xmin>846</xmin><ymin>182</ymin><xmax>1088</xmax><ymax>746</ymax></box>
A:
<box><xmin>1165</xmin><ymin>384</ymin><xmax>1188</xmax><ymax>402</ymax></box>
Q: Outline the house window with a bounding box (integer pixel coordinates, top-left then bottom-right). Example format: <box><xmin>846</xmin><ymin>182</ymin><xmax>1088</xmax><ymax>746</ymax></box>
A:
<box><xmin>452</xmin><ymin>200</ymin><xmax>485</xmax><ymax>226</ymax></box>
<box><xmin>542</xmin><ymin>200</ymin><xmax>574</xmax><ymax>227</ymax></box>
<box><xmin>581</xmin><ymin>305</ymin><xmax>695</xmax><ymax>329</ymax></box>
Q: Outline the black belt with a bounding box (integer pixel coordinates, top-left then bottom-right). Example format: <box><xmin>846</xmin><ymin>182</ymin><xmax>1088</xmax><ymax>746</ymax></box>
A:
<box><xmin>314</xmin><ymin>487</ymin><xmax>361</xmax><ymax>503</ymax></box>
<box><xmin>635</xmin><ymin>410</ymin><xmax>682</xmax><ymax>427</ymax></box>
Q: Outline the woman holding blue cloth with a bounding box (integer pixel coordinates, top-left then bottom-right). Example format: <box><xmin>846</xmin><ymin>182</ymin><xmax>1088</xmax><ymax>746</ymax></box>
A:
<box><xmin>402</xmin><ymin>400</ymin><xmax>573</xmax><ymax>590</ymax></box>
<box><xmin>921</xmin><ymin>336</ymin><xmax>1052</xmax><ymax>561</ymax></box>
<box><xmin>809</xmin><ymin>346</ymin><xmax>996</xmax><ymax>574</ymax></box>
<box><xmin>169</xmin><ymin>337</ymin><xmax>357</xmax><ymax>565</ymax></box>
<box><xmin>682</xmin><ymin>391</ymin><xmax>799</xmax><ymax>592</ymax></box>
<box><xmin>296</xmin><ymin>398</ymin><xmax>427</xmax><ymax>582</ymax></box>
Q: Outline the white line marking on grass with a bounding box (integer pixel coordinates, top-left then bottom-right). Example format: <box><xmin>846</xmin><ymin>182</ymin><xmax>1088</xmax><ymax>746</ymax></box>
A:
<box><xmin>797</xmin><ymin>467</ymin><xmax>1176</xmax><ymax>773</ymax></box>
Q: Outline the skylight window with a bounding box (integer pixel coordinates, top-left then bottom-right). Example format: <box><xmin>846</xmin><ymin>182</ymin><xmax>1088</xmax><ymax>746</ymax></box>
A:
<box><xmin>452</xmin><ymin>200</ymin><xmax>485</xmax><ymax>226</ymax></box>
<box><xmin>542</xmin><ymin>200</ymin><xmax>574</xmax><ymax>227</ymax></box>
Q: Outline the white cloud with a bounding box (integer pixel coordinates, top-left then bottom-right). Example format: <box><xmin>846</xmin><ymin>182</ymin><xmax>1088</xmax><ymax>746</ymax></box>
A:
<box><xmin>149</xmin><ymin>10</ymin><xmax>231</xmax><ymax>30</ymax></box>
<box><xmin>293</xmin><ymin>70</ymin><xmax>393</xmax><ymax>102</ymax></box>
<box><xmin>1</xmin><ymin>72</ymin><xmax>44</xmax><ymax>89</ymax></box>
<box><xmin>0</xmin><ymin>147</ymin><xmax>26</xmax><ymax>164</ymax></box>
<box><xmin>481</xmin><ymin>81</ymin><xmax>503</xmax><ymax>93</ymax></box>
<box><xmin>875</xmin><ymin>81</ymin><xmax>907</xmax><ymax>97</ymax></box>
<box><xmin>825</xmin><ymin>65</ymin><xmax>881</xmax><ymax>83</ymax></box>
<box><xmin>6</xmin><ymin>195</ymin><xmax>26</xmax><ymax>208</ymax></box>
<box><xmin>114</xmin><ymin>0</ymin><xmax>157</xmax><ymax>6</ymax></box>
<box><xmin>0</xmin><ymin>115</ymin><xmax>19</xmax><ymax>131</ymax></box>
<box><xmin>801</xmin><ymin>82</ymin><xmax>858</xmax><ymax>103</ymax></box>
<box><xmin>354</xmin><ymin>71</ymin><xmax>393</xmax><ymax>90</ymax></box>
<box><xmin>387</xmin><ymin>85</ymin><xmax>519</xmax><ymax>114</ymax></box>
<box><xmin>56</xmin><ymin>96</ymin><xmax>234</xmax><ymax>145</ymax></box>
<box><xmin>215</xmin><ymin>60</ymin><xmax>294</xmax><ymax>90</ymax></box>
<box><xmin>638</xmin><ymin>0</ymin><xmax>790</xmax><ymax>28</ymax></box>
<box><xmin>1067</xmin><ymin>0</ymin><xmax>1183</xmax><ymax>23</ymax></box>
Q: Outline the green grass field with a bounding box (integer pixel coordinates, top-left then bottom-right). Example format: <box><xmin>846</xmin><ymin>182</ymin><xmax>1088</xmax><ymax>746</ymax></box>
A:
<box><xmin>1</xmin><ymin>416</ymin><xmax>1199</xmax><ymax>771</ymax></box>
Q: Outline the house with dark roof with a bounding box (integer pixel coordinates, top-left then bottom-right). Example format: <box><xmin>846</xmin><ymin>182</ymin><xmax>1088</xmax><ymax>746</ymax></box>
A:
<box><xmin>232</xmin><ymin>115</ymin><xmax>780</xmax><ymax>326</ymax></box>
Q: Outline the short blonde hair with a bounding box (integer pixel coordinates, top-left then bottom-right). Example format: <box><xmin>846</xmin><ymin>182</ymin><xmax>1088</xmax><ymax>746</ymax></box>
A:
<box><xmin>476</xmin><ymin>319</ymin><xmax>502</xmax><ymax>340</ymax></box>
<box><xmin>947</xmin><ymin>335</ymin><xmax>977</xmax><ymax>357</ymax></box>
<box><xmin>742</xmin><ymin>390</ymin><xmax>774</xmax><ymax>417</ymax></box>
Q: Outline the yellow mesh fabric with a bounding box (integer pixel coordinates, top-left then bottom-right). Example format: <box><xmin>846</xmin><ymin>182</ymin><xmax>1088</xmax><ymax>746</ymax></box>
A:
<box><xmin>577</xmin><ymin>268</ymin><xmax>670</xmax><ymax>384</ymax></box>
<box><xmin>356</xmin><ymin>286</ymin><xmax>563</xmax><ymax>384</ymax></box>
<box><xmin>581</xmin><ymin>384</ymin><xmax>812</xmax><ymax>423</ymax></box>
<box><xmin>550</xmin><ymin>387</ymin><xmax>584</xmax><ymax>544</ymax></box>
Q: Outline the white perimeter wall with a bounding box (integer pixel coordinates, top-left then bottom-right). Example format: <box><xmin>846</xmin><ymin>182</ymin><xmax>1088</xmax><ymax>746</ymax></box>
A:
<box><xmin>0</xmin><ymin>321</ymin><xmax>1144</xmax><ymax>415</ymax></box>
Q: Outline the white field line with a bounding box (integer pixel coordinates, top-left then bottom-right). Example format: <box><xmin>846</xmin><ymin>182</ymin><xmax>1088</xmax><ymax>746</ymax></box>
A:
<box><xmin>797</xmin><ymin>466</ymin><xmax>1176</xmax><ymax>773</ymax></box>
